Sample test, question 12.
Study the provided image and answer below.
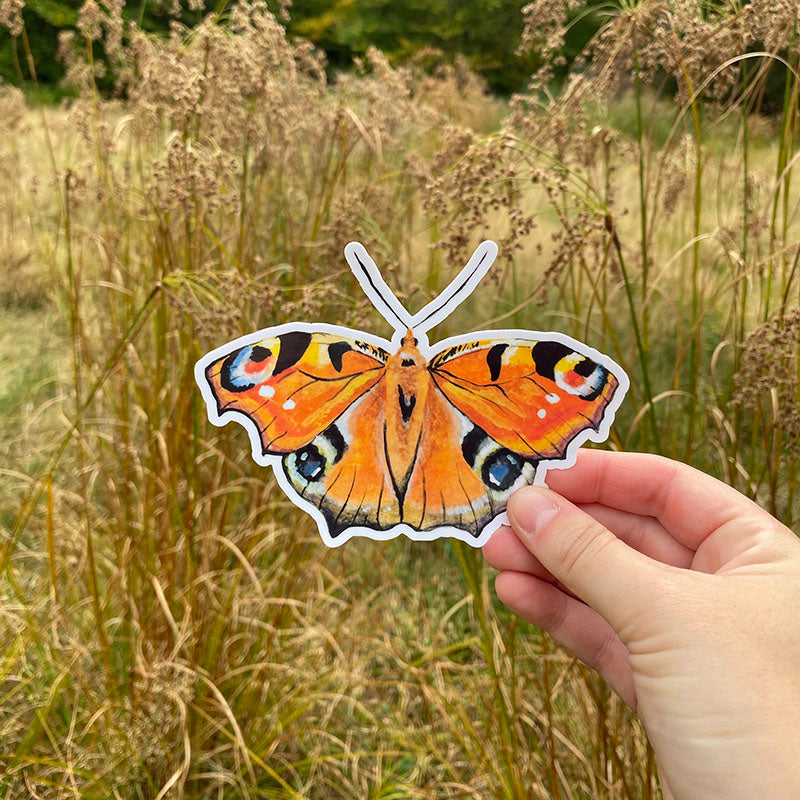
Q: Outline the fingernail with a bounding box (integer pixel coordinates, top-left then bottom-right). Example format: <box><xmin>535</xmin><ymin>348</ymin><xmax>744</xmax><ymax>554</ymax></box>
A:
<box><xmin>509</xmin><ymin>487</ymin><xmax>559</xmax><ymax>534</ymax></box>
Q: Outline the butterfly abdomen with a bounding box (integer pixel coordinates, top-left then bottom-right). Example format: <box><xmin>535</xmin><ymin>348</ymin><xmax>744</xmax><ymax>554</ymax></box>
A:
<box><xmin>383</xmin><ymin>333</ymin><xmax>431</xmax><ymax>503</ymax></box>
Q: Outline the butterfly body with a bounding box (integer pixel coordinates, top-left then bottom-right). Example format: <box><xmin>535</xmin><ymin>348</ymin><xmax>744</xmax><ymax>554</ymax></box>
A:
<box><xmin>382</xmin><ymin>332</ymin><xmax>430</xmax><ymax>503</ymax></box>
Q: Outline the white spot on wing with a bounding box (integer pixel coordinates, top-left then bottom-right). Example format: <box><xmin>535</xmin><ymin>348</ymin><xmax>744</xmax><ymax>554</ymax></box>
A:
<box><xmin>537</xmin><ymin>408</ymin><xmax>546</xmax><ymax>418</ymax></box>
<box><xmin>546</xmin><ymin>393</ymin><xmax>560</xmax><ymax>404</ymax></box>
<box><xmin>282</xmin><ymin>399</ymin><xmax>296</xmax><ymax>410</ymax></box>
<box><xmin>259</xmin><ymin>384</ymin><xmax>275</xmax><ymax>398</ymax></box>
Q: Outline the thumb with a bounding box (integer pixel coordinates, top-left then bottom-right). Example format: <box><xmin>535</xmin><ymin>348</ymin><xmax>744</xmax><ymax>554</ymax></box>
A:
<box><xmin>506</xmin><ymin>485</ymin><xmax>661</xmax><ymax>632</ymax></box>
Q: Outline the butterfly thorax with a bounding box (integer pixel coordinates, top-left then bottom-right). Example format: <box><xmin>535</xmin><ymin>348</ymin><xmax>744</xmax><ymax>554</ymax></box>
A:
<box><xmin>383</xmin><ymin>330</ymin><xmax>431</xmax><ymax>499</ymax></box>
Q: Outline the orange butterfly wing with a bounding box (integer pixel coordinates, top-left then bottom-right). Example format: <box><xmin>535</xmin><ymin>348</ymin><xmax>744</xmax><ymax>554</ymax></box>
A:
<box><xmin>430</xmin><ymin>338</ymin><xmax>621</xmax><ymax>460</ymax></box>
<box><xmin>283</xmin><ymin>369</ymin><xmax>532</xmax><ymax>540</ymax></box>
<box><xmin>201</xmin><ymin>330</ymin><xmax>623</xmax><ymax>542</ymax></box>
<box><xmin>281</xmin><ymin>381</ymin><xmax>402</xmax><ymax>536</ymax></box>
<box><xmin>203</xmin><ymin>331</ymin><xmax>388</xmax><ymax>453</ymax></box>
<box><xmin>400</xmin><ymin>382</ymin><xmax>534</xmax><ymax>537</ymax></box>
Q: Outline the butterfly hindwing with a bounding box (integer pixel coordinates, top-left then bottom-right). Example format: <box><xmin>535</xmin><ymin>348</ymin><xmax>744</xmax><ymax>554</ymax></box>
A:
<box><xmin>280</xmin><ymin>380</ymin><xmax>402</xmax><ymax>537</ymax></box>
<box><xmin>430</xmin><ymin>336</ymin><xmax>622</xmax><ymax>461</ymax></box>
<box><xmin>284</xmin><ymin>370</ymin><xmax>538</xmax><ymax>541</ymax></box>
<box><xmin>400</xmin><ymin>387</ymin><xmax>537</xmax><ymax>537</ymax></box>
<box><xmin>201</xmin><ymin>329</ymin><xmax>389</xmax><ymax>454</ymax></box>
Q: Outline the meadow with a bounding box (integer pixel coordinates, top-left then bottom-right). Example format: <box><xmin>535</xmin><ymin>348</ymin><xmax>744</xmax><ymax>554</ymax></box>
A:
<box><xmin>2</xmin><ymin>1</ymin><xmax>800</xmax><ymax>797</ymax></box>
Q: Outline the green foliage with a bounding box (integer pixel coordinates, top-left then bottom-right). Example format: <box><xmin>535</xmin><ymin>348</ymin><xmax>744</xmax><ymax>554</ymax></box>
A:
<box><xmin>0</xmin><ymin>0</ymin><xmax>211</xmax><ymax>92</ymax></box>
<box><xmin>0</xmin><ymin>3</ymin><xmax>75</xmax><ymax>86</ymax></box>
<box><xmin>289</xmin><ymin>0</ymin><xmax>541</xmax><ymax>93</ymax></box>
<box><xmin>27</xmin><ymin>0</ymin><xmax>78</xmax><ymax>26</ymax></box>
<box><xmin>1</xmin><ymin>0</ymin><xmax>605</xmax><ymax>95</ymax></box>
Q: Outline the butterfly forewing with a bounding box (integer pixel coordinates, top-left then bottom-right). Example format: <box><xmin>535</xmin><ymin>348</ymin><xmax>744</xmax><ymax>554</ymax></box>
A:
<box><xmin>203</xmin><ymin>330</ymin><xmax>388</xmax><ymax>454</ymax></box>
<box><xmin>430</xmin><ymin>337</ymin><xmax>621</xmax><ymax>461</ymax></box>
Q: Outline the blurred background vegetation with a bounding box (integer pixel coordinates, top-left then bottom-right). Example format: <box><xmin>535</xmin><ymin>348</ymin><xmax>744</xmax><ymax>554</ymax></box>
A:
<box><xmin>0</xmin><ymin>0</ymin><xmax>602</xmax><ymax>96</ymax></box>
<box><xmin>2</xmin><ymin>0</ymin><xmax>800</xmax><ymax>797</ymax></box>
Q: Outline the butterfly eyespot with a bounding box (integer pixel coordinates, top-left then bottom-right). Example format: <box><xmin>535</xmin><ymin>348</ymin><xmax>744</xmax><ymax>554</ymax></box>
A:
<box><xmin>220</xmin><ymin>344</ymin><xmax>277</xmax><ymax>392</ymax></box>
<box><xmin>294</xmin><ymin>445</ymin><xmax>326</xmax><ymax>482</ymax></box>
<box><xmin>531</xmin><ymin>341</ymin><xmax>608</xmax><ymax>401</ymax></box>
<box><xmin>482</xmin><ymin>449</ymin><xmax>525</xmax><ymax>492</ymax></box>
<box><xmin>554</xmin><ymin>357</ymin><xmax>608</xmax><ymax>400</ymax></box>
<box><xmin>460</xmin><ymin>423</ymin><xmax>536</xmax><ymax>495</ymax></box>
<box><xmin>281</xmin><ymin>424</ymin><xmax>345</xmax><ymax>489</ymax></box>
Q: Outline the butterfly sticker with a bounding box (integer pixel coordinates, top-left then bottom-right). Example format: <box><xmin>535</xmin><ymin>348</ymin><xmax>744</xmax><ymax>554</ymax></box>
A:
<box><xmin>195</xmin><ymin>241</ymin><xmax>629</xmax><ymax>547</ymax></box>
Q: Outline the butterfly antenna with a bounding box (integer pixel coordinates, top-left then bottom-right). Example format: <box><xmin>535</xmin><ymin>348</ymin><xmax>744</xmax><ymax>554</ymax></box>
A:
<box><xmin>344</xmin><ymin>242</ymin><xmax>414</xmax><ymax>333</ymax></box>
<box><xmin>409</xmin><ymin>240</ymin><xmax>498</xmax><ymax>335</ymax></box>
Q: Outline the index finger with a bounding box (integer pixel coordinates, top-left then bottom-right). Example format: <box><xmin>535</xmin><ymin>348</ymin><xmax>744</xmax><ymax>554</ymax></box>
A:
<box><xmin>544</xmin><ymin>450</ymin><xmax>764</xmax><ymax>550</ymax></box>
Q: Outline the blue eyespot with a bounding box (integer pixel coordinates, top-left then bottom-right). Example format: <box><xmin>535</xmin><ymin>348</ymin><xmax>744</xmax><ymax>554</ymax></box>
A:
<box><xmin>482</xmin><ymin>450</ymin><xmax>524</xmax><ymax>492</ymax></box>
<box><xmin>220</xmin><ymin>345</ymin><xmax>273</xmax><ymax>392</ymax></box>
<box><xmin>295</xmin><ymin>445</ymin><xmax>326</xmax><ymax>482</ymax></box>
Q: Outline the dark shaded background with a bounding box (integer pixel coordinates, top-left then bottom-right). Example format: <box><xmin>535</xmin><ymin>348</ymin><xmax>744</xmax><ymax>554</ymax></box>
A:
<box><xmin>0</xmin><ymin>0</ymin><xmax>604</xmax><ymax>96</ymax></box>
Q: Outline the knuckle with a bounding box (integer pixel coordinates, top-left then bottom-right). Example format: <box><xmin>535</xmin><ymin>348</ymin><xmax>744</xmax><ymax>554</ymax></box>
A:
<box><xmin>559</xmin><ymin>522</ymin><xmax>613</xmax><ymax>578</ymax></box>
<box><xmin>542</xmin><ymin>589</ymin><xmax>570</xmax><ymax>634</ymax></box>
<box><xmin>586</xmin><ymin>628</ymin><xmax>619</xmax><ymax>672</ymax></box>
<box><xmin>628</xmin><ymin>514</ymin><xmax>649</xmax><ymax>553</ymax></box>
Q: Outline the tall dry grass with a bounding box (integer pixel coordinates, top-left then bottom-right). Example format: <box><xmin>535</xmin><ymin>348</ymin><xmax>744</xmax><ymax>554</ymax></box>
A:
<box><xmin>2</xmin><ymin>1</ymin><xmax>800</xmax><ymax>797</ymax></box>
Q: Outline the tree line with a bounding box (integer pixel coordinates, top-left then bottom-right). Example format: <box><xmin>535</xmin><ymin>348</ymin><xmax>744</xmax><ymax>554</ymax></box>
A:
<box><xmin>0</xmin><ymin>0</ymin><xmax>603</xmax><ymax>96</ymax></box>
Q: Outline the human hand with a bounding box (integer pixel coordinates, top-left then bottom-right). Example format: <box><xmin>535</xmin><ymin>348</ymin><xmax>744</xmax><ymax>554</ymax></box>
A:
<box><xmin>483</xmin><ymin>450</ymin><xmax>800</xmax><ymax>800</ymax></box>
